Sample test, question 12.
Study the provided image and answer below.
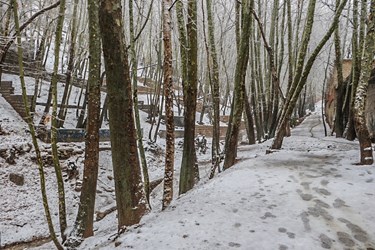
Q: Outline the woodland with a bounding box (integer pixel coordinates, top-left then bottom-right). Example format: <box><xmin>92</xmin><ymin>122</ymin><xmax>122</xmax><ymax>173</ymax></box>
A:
<box><xmin>0</xmin><ymin>0</ymin><xmax>374</xmax><ymax>249</ymax></box>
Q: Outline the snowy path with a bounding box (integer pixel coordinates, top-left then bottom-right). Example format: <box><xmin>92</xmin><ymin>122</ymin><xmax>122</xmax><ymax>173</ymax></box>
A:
<box><xmin>72</xmin><ymin>113</ymin><xmax>375</xmax><ymax>250</ymax></box>
<box><xmin>2</xmin><ymin>99</ymin><xmax>374</xmax><ymax>249</ymax></box>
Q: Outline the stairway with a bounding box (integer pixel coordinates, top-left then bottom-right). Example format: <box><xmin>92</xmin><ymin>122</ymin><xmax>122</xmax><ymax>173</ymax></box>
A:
<box><xmin>0</xmin><ymin>81</ymin><xmax>33</xmax><ymax>121</ymax></box>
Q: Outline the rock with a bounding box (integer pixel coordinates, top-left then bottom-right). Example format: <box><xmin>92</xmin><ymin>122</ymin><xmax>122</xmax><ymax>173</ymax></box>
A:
<box><xmin>9</xmin><ymin>173</ymin><xmax>24</xmax><ymax>186</ymax></box>
<box><xmin>0</xmin><ymin>148</ymin><xmax>8</xmax><ymax>159</ymax></box>
<box><xmin>6</xmin><ymin>149</ymin><xmax>16</xmax><ymax>164</ymax></box>
<box><xmin>0</xmin><ymin>124</ymin><xmax>9</xmax><ymax>135</ymax></box>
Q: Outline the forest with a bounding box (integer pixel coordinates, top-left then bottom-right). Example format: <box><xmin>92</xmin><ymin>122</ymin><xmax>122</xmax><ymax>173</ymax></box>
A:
<box><xmin>0</xmin><ymin>0</ymin><xmax>374</xmax><ymax>249</ymax></box>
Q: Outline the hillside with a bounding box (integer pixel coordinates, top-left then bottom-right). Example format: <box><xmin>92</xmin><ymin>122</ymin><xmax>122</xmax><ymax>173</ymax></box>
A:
<box><xmin>1</xmin><ymin>81</ymin><xmax>374</xmax><ymax>249</ymax></box>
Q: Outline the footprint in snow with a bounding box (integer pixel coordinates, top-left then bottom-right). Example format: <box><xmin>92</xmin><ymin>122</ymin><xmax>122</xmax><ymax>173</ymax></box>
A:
<box><xmin>366</xmin><ymin>178</ymin><xmax>374</xmax><ymax>183</ymax></box>
<box><xmin>279</xmin><ymin>244</ymin><xmax>288</xmax><ymax>250</ymax></box>
<box><xmin>297</xmin><ymin>189</ymin><xmax>313</xmax><ymax>201</ymax></box>
<box><xmin>228</xmin><ymin>242</ymin><xmax>241</xmax><ymax>248</ymax></box>
<box><xmin>300</xmin><ymin>181</ymin><xmax>311</xmax><ymax>190</ymax></box>
<box><xmin>313</xmin><ymin>187</ymin><xmax>331</xmax><ymax>196</ymax></box>
<box><xmin>337</xmin><ymin>231</ymin><xmax>355</xmax><ymax>247</ymax></box>
<box><xmin>320</xmin><ymin>179</ymin><xmax>329</xmax><ymax>186</ymax></box>
<box><xmin>261</xmin><ymin>212</ymin><xmax>276</xmax><ymax>220</ymax></box>
<box><xmin>319</xmin><ymin>233</ymin><xmax>333</xmax><ymax>249</ymax></box>
<box><xmin>338</xmin><ymin>218</ymin><xmax>368</xmax><ymax>243</ymax></box>
<box><xmin>333</xmin><ymin>198</ymin><xmax>348</xmax><ymax>208</ymax></box>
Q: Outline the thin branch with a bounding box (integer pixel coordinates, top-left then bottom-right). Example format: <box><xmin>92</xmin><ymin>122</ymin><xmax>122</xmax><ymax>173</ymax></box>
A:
<box><xmin>1</xmin><ymin>1</ymin><xmax>61</xmax><ymax>62</ymax></box>
<box><xmin>18</xmin><ymin>1</ymin><xmax>61</xmax><ymax>33</ymax></box>
<box><xmin>134</xmin><ymin>0</ymin><xmax>155</xmax><ymax>42</ymax></box>
<box><xmin>252</xmin><ymin>9</ymin><xmax>286</xmax><ymax>101</ymax></box>
<box><xmin>169</xmin><ymin>0</ymin><xmax>179</xmax><ymax>11</ymax></box>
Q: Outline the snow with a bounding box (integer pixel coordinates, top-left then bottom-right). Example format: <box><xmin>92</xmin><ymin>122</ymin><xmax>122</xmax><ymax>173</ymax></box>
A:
<box><xmin>1</xmin><ymin>73</ymin><xmax>374</xmax><ymax>249</ymax></box>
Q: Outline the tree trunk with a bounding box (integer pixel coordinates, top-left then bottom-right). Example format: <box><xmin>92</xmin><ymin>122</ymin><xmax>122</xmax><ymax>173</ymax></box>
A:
<box><xmin>67</xmin><ymin>0</ymin><xmax>101</xmax><ymax>244</ymax></box>
<box><xmin>353</xmin><ymin>0</ymin><xmax>374</xmax><ymax>165</ymax></box>
<box><xmin>50</xmin><ymin>0</ymin><xmax>67</xmax><ymax>240</ymax></box>
<box><xmin>129</xmin><ymin>0</ymin><xmax>150</xmax><ymax>203</ymax></box>
<box><xmin>57</xmin><ymin>0</ymin><xmax>79</xmax><ymax>128</ymax></box>
<box><xmin>223</xmin><ymin>0</ymin><xmax>253</xmax><ymax>169</ymax></box>
<box><xmin>162</xmin><ymin>0</ymin><xmax>175</xmax><ymax>209</ymax></box>
<box><xmin>347</xmin><ymin>0</ymin><xmax>367</xmax><ymax>140</ymax></box>
<box><xmin>99</xmin><ymin>0</ymin><xmax>149</xmax><ymax>228</ymax></box>
<box><xmin>0</xmin><ymin>0</ymin><xmax>61</xmax><ymax>81</ymax></box>
<box><xmin>243</xmin><ymin>86</ymin><xmax>256</xmax><ymax>145</ymax></box>
<box><xmin>334</xmin><ymin>0</ymin><xmax>345</xmax><ymax>137</ymax></box>
<box><xmin>179</xmin><ymin>0</ymin><xmax>199</xmax><ymax>195</ymax></box>
<box><xmin>271</xmin><ymin>0</ymin><xmax>348</xmax><ymax>150</ymax></box>
<box><xmin>206</xmin><ymin>0</ymin><xmax>221</xmax><ymax>179</ymax></box>
<box><xmin>11</xmin><ymin>1</ymin><xmax>63</xmax><ymax>249</ymax></box>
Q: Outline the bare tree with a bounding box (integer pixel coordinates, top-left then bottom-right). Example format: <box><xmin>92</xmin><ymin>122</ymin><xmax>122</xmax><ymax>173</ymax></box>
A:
<box><xmin>11</xmin><ymin>1</ymin><xmax>63</xmax><ymax>248</ymax></box>
<box><xmin>99</xmin><ymin>0</ymin><xmax>149</xmax><ymax>228</ymax></box>
<box><xmin>66</xmin><ymin>0</ymin><xmax>101</xmax><ymax>245</ymax></box>
<box><xmin>353</xmin><ymin>0</ymin><xmax>374</xmax><ymax>165</ymax></box>
<box><xmin>162</xmin><ymin>0</ymin><xmax>175</xmax><ymax>209</ymax></box>
<box><xmin>179</xmin><ymin>0</ymin><xmax>200</xmax><ymax>194</ymax></box>
<box><xmin>223</xmin><ymin>0</ymin><xmax>254</xmax><ymax>169</ymax></box>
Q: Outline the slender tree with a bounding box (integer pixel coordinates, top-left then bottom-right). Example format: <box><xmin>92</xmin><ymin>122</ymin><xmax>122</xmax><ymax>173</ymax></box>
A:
<box><xmin>0</xmin><ymin>0</ymin><xmax>61</xmax><ymax>80</ymax></box>
<box><xmin>223</xmin><ymin>0</ymin><xmax>254</xmax><ymax>169</ymax></box>
<box><xmin>50</xmin><ymin>0</ymin><xmax>67</xmax><ymax>240</ymax></box>
<box><xmin>66</xmin><ymin>0</ymin><xmax>101</xmax><ymax>245</ymax></box>
<box><xmin>99</xmin><ymin>0</ymin><xmax>149</xmax><ymax>228</ymax></box>
<box><xmin>206</xmin><ymin>0</ymin><xmax>222</xmax><ymax>179</ymax></box>
<box><xmin>162</xmin><ymin>0</ymin><xmax>175</xmax><ymax>209</ymax></box>
<box><xmin>56</xmin><ymin>0</ymin><xmax>79</xmax><ymax>128</ymax></box>
<box><xmin>179</xmin><ymin>0</ymin><xmax>199</xmax><ymax>194</ymax></box>
<box><xmin>129</xmin><ymin>0</ymin><xmax>150</xmax><ymax>202</ymax></box>
<box><xmin>271</xmin><ymin>0</ymin><xmax>348</xmax><ymax>150</ymax></box>
<box><xmin>11</xmin><ymin>1</ymin><xmax>63</xmax><ymax>249</ymax></box>
<box><xmin>353</xmin><ymin>0</ymin><xmax>375</xmax><ymax>165</ymax></box>
<box><xmin>347</xmin><ymin>0</ymin><xmax>367</xmax><ymax>140</ymax></box>
<box><xmin>334</xmin><ymin>0</ymin><xmax>345</xmax><ymax>137</ymax></box>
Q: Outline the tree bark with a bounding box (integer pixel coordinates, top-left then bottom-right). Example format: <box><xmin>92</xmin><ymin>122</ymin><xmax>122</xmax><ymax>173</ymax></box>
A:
<box><xmin>67</xmin><ymin>0</ymin><xmax>101</xmax><ymax>244</ymax></box>
<box><xmin>129</xmin><ymin>0</ymin><xmax>150</xmax><ymax>203</ymax></box>
<box><xmin>353</xmin><ymin>0</ymin><xmax>374</xmax><ymax>165</ymax></box>
<box><xmin>99</xmin><ymin>0</ymin><xmax>149</xmax><ymax>228</ymax></box>
<box><xmin>162</xmin><ymin>0</ymin><xmax>175</xmax><ymax>209</ymax></box>
<box><xmin>179</xmin><ymin>0</ymin><xmax>199</xmax><ymax>195</ymax></box>
<box><xmin>223</xmin><ymin>0</ymin><xmax>253</xmax><ymax>169</ymax></box>
<box><xmin>206</xmin><ymin>0</ymin><xmax>221</xmax><ymax>179</ymax></box>
<box><xmin>347</xmin><ymin>0</ymin><xmax>367</xmax><ymax>140</ymax></box>
<box><xmin>11</xmin><ymin>1</ymin><xmax>63</xmax><ymax>249</ymax></box>
<box><xmin>50</xmin><ymin>0</ymin><xmax>67</xmax><ymax>240</ymax></box>
<box><xmin>334</xmin><ymin>0</ymin><xmax>345</xmax><ymax>137</ymax></box>
<box><xmin>57</xmin><ymin>0</ymin><xmax>79</xmax><ymax>128</ymax></box>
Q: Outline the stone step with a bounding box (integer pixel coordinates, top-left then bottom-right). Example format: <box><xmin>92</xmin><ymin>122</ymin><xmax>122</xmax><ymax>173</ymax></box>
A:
<box><xmin>0</xmin><ymin>81</ymin><xmax>34</xmax><ymax>121</ymax></box>
<box><xmin>0</xmin><ymin>81</ymin><xmax>15</xmax><ymax>95</ymax></box>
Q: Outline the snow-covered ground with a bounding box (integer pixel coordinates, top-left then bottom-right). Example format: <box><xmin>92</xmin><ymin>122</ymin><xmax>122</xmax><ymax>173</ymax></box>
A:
<box><xmin>74</xmin><ymin>112</ymin><xmax>374</xmax><ymax>250</ymax></box>
<box><xmin>1</xmin><ymin>74</ymin><xmax>374</xmax><ymax>249</ymax></box>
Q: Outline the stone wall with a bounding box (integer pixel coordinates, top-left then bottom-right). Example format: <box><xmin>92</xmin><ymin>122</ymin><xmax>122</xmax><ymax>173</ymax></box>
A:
<box><xmin>159</xmin><ymin>125</ymin><xmax>229</xmax><ymax>139</ymax></box>
<box><xmin>325</xmin><ymin>60</ymin><xmax>375</xmax><ymax>140</ymax></box>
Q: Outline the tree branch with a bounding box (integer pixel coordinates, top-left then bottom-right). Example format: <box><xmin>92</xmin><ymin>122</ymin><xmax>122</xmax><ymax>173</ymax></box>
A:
<box><xmin>1</xmin><ymin>1</ymin><xmax>61</xmax><ymax>63</ymax></box>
